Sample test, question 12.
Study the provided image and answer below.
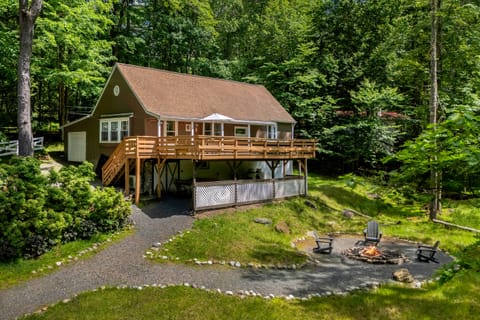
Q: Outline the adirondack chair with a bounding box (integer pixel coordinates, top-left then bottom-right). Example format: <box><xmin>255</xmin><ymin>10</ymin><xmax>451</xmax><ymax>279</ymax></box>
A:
<box><xmin>313</xmin><ymin>231</ymin><xmax>333</xmax><ymax>254</ymax></box>
<box><xmin>416</xmin><ymin>241</ymin><xmax>440</xmax><ymax>263</ymax></box>
<box><xmin>363</xmin><ymin>220</ymin><xmax>382</xmax><ymax>245</ymax></box>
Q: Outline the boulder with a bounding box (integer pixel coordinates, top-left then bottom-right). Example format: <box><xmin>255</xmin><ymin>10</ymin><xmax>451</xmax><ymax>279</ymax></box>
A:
<box><xmin>254</xmin><ymin>217</ymin><xmax>272</xmax><ymax>225</ymax></box>
<box><xmin>275</xmin><ymin>221</ymin><xmax>290</xmax><ymax>234</ymax></box>
<box><xmin>393</xmin><ymin>268</ymin><xmax>414</xmax><ymax>283</ymax></box>
<box><xmin>342</xmin><ymin>209</ymin><xmax>355</xmax><ymax>219</ymax></box>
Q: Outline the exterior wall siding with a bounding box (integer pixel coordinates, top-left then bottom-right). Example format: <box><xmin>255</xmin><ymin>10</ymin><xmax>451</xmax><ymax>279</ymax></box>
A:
<box><xmin>64</xmin><ymin>69</ymin><xmax>151</xmax><ymax>167</ymax></box>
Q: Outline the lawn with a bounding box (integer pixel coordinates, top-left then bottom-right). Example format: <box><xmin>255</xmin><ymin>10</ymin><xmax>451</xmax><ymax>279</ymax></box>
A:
<box><xmin>9</xmin><ymin>174</ymin><xmax>480</xmax><ymax>319</ymax></box>
<box><xmin>150</xmin><ymin>174</ymin><xmax>478</xmax><ymax>265</ymax></box>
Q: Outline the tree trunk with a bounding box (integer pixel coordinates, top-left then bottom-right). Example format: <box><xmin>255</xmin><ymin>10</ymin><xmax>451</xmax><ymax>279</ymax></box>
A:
<box><xmin>429</xmin><ymin>0</ymin><xmax>441</xmax><ymax>220</ymax></box>
<box><xmin>17</xmin><ymin>0</ymin><xmax>42</xmax><ymax>156</ymax></box>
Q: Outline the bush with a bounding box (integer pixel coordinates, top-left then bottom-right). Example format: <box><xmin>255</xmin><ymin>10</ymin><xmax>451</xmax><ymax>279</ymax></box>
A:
<box><xmin>0</xmin><ymin>158</ymin><xmax>131</xmax><ymax>261</ymax></box>
<box><xmin>90</xmin><ymin>187</ymin><xmax>132</xmax><ymax>233</ymax></box>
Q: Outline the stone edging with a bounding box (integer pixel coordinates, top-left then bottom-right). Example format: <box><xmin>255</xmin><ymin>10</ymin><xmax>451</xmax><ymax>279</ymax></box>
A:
<box><xmin>145</xmin><ymin>230</ymin><xmax>307</xmax><ymax>270</ymax></box>
<box><xmin>29</xmin><ymin>230</ymin><xmax>128</xmax><ymax>276</ymax></box>
<box><xmin>26</xmin><ymin>278</ymin><xmax>438</xmax><ymax>317</ymax></box>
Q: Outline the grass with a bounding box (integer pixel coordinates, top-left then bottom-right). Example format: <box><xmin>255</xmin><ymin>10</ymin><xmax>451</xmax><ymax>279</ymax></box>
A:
<box><xmin>152</xmin><ymin>174</ymin><xmax>478</xmax><ymax>265</ymax></box>
<box><xmin>0</xmin><ymin>229</ymin><xmax>132</xmax><ymax>289</ymax></box>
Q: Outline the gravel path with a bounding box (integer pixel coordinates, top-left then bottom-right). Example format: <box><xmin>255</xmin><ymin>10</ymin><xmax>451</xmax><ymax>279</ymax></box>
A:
<box><xmin>0</xmin><ymin>199</ymin><xmax>452</xmax><ymax>320</ymax></box>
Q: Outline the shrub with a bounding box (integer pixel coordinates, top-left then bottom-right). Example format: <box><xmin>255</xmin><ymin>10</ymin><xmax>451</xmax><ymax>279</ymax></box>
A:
<box><xmin>90</xmin><ymin>187</ymin><xmax>132</xmax><ymax>233</ymax></box>
<box><xmin>0</xmin><ymin>158</ymin><xmax>131</xmax><ymax>261</ymax></box>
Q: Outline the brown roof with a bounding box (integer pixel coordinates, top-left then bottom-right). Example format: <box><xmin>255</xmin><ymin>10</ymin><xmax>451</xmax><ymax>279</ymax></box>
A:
<box><xmin>116</xmin><ymin>63</ymin><xmax>295</xmax><ymax>123</ymax></box>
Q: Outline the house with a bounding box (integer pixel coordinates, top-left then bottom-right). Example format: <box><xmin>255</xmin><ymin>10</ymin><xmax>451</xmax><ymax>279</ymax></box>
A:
<box><xmin>62</xmin><ymin>63</ymin><xmax>316</xmax><ymax>211</ymax></box>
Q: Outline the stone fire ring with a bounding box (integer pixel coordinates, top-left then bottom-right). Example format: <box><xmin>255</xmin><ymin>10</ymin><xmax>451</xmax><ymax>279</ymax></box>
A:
<box><xmin>293</xmin><ymin>233</ymin><xmax>453</xmax><ymax>285</ymax></box>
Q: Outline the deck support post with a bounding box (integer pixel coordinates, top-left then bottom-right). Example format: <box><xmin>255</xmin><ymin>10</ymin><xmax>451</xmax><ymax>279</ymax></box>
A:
<box><xmin>266</xmin><ymin>160</ymin><xmax>280</xmax><ymax>199</ymax></box>
<box><xmin>156</xmin><ymin>158</ymin><xmax>167</xmax><ymax>199</ymax></box>
<box><xmin>303</xmin><ymin>159</ymin><xmax>308</xmax><ymax>196</ymax></box>
<box><xmin>192</xmin><ymin>160</ymin><xmax>197</xmax><ymax>214</ymax></box>
<box><xmin>226</xmin><ymin>160</ymin><xmax>242</xmax><ymax>180</ymax></box>
<box><xmin>124</xmin><ymin>158</ymin><xmax>130</xmax><ymax>195</ymax></box>
<box><xmin>135</xmin><ymin>157</ymin><xmax>141</xmax><ymax>205</ymax></box>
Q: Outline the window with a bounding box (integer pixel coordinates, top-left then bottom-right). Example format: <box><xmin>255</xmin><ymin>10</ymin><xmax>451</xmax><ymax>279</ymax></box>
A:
<box><xmin>234</xmin><ymin>126</ymin><xmax>248</xmax><ymax>137</ymax></box>
<box><xmin>110</xmin><ymin>121</ymin><xmax>118</xmax><ymax>141</ymax></box>
<box><xmin>100</xmin><ymin>118</ymin><xmax>130</xmax><ymax>143</ymax></box>
<box><xmin>204</xmin><ymin>122</ymin><xmax>223</xmax><ymax>136</ymax></box>
<box><xmin>101</xmin><ymin>121</ymin><xmax>109</xmax><ymax>141</ymax></box>
<box><xmin>120</xmin><ymin>120</ymin><xmax>129</xmax><ymax>140</ymax></box>
<box><xmin>267</xmin><ymin>125</ymin><xmax>277</xmax><ymax>139</ymax></box>
<box><xmin>204</xmin><ymin>123</ymin><xmax>212</xmax><ymax>135</ymax></box>
<box><xmin>166</xmin><ymin>121</ymin><xmax>176</xmax><ymax>136</ymax></box>
<box><xmin>214</xmin><ymin>123</ymin><xmax>222</xmax><ymax>136</ymax></box>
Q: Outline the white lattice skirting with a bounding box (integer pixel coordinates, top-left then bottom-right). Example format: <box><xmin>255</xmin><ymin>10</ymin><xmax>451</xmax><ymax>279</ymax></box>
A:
<box><xmin>194</xmin><ymin>177</ymin><xmax>305</xmax><ymax>211</ymax></box>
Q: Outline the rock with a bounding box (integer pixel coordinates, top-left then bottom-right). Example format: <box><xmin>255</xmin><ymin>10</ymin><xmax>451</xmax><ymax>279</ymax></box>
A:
<box><xmin>393</xmin><ymin>268</ymin><xmax>414</xmax><ymax>283</ymax></box>
<box><xmin>342</xmin><ymin>209</ymin><xmax>355</xmax><ymax>219</ymax></box>
<box><xmin>304</xmin><ymin>199</ymin><xmax>317</xmax><ymax>209</ymax></box>
<box><xmin>254</xmin><ymin>217</ymin><xmax>272</xmax><ymax>225</ymax></box>
<box><xmin>275</xmin><ymin>221</ymin><xmax>290</xmax><ymax>234</ymax></box>
<box><xmin>152</xmin><ymin>242</ymin><xmax>162</xmax><ymax>248</ymax></box>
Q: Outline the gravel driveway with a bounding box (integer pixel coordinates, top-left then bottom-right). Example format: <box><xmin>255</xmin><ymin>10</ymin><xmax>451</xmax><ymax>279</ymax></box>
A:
<box><xmin>0</xmin><ymin>198</ymin><xmax>452</xmax><ymax>320</ymax></box>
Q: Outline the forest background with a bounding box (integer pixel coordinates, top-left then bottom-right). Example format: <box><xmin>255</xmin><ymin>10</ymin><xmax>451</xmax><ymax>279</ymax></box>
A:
<box><xmin>2</xmin><ymin>0</ymin><xmax>480</xmax><ymax>202</ymax></box>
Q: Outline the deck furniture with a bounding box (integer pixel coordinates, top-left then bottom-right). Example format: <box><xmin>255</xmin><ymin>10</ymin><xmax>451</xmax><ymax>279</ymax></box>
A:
<box><xmin>363</xmin><ymin>220</ymin><xmax>382</xmax><ymax>245</ymax></box>
<box><xmin>313</xmin><ymin>231</ymin><xmax>333</xmax><ymax>254</ymax></box>
<box><xmin>416</xmin><ymin>241</ymin><xmax>440</xmax><ymax>263</ymax></box>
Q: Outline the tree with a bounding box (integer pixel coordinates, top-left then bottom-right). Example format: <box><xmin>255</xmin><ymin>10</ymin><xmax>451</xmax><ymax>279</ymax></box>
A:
<box><xmin>17</xmin><ymin>0</ymin><xmax>42</xmax><ymax>156</ymax></box>
<box><xmin>0</xmin><ymin>1</ymin><xmax>19</xmax><ymax>128</ymax></box>
<box><xmin>429</xmin><ymin>0</ymin><xmax>441</xmax><ymax>219</ymax></box>
<box><xmin>33</xmin><ymin>0</ymin><xmax>114</xmax><ymax>126</ymax></box>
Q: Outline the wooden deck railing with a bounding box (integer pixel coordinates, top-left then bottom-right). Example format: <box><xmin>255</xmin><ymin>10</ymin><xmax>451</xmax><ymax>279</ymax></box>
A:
<box><xmin>102</xmin><ymin>135</ymin><xmax>316</xmax><ymax>185</ymax></box>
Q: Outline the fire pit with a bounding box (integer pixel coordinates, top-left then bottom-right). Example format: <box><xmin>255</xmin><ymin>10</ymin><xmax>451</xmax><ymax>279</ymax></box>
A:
<box><xmin>343</xmin><ymin>245</ymin><xmax>409</xmax><ymax>264</ymax></box>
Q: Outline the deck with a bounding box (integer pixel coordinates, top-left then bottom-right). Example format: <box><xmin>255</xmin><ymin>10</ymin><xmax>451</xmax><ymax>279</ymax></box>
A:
<box><xmin>101</xmin><ymin>135</ymin><xmax>316</xmax><ymax>204</ymax></box>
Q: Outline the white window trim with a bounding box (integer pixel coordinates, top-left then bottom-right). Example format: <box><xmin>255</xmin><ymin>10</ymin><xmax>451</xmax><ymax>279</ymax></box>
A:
<box><xmin>234</xmin><ymin>126</ymin><xmax>248</xmax><ymax>137</ymax></box>
<box><xmin>203</xmin><ymin>122</ymin><xmax>211</xmax><ymax>135</ymax></box>
<box><xmin>267</xmin><ymin>124</ymin><xmax>278</xmax><ymax>139</ymax></box>
<box><xmin>164</xmin><ymin>120</ymin><xmax>177</xmax><ymax>136</ymax></box>
<box><xmin>203</xmin><ymin>122</ymin><xmax>225</xmax><ymax>136</ymax></box>
<box><xmin>99</xmin><ymin>117</ymin><xmax>130</xmax><ymax>143</ymax></box>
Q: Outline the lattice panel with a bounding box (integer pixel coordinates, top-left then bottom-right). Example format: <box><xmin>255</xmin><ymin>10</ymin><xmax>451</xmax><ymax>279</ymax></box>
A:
<box><xmin>237</xmin><ymin>181</ymin><xmax>273</xmax><ymax>203</ymax></box>
<box><xmin>275</xmin><ymin>178</ymin><xmax>305</xmax><ymax>199</ymax></box>
<box><xmin>195</xmin><ymin>184</ymin><xmax>235</xmax><ymax>210</ymax></box>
